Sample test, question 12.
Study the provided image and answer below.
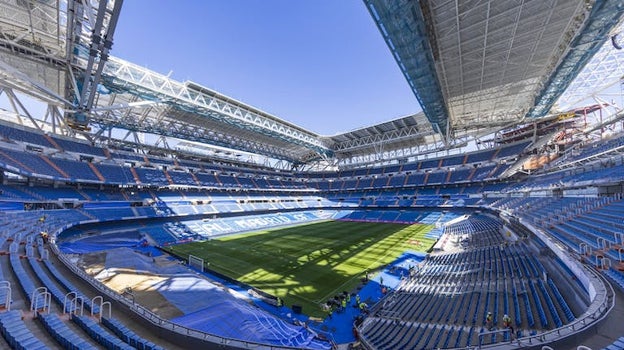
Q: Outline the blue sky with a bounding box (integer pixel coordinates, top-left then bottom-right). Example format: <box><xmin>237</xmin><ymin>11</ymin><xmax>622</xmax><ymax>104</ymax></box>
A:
<box><xmin>113</xmin><ymin>0</ymin><xmax>421</xmax><ymax>135</ymax></box>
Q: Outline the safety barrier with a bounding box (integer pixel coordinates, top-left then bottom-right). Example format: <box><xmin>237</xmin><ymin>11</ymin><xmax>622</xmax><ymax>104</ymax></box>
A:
<box><xmin>49</xmin><ymin>224</ymin><xmax>331</xmax><ymax>350</ymax></box>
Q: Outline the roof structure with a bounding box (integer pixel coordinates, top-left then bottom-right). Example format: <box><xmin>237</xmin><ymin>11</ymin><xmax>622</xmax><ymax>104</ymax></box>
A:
<box><xmin>0</xmin><ymin>0</ymin><xmax>621</xmax><ymax>168</ymax></box>
<box><xmin>364</xmin><ymin>0</ymin><xmax>624</xmax><ymax>139</ymax></box>
<box><xmin>94</xmin><ymin>58</ymin><xmax>333</xmax><ymax>162</ymax></box>
<box><xmin>324</xmin><ymin>112</ymin><xmax>449</xmax><ymax>165</ymax></box>
<box><xmin>556</xmin><ymin>20</ymin><xmax>624</xmax><ymax>111</ymax></box>
<box><xmin>0</xmin><ymin>0</ymin><xmax>333</xmax><ymax>164</ymax></box>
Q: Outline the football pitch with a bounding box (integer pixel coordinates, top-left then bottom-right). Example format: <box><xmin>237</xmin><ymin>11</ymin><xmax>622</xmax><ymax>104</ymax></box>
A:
<box><xmin>165</xmin><ymin>220</ymin><xmax>436</xmax><ymax>317</ymax></box>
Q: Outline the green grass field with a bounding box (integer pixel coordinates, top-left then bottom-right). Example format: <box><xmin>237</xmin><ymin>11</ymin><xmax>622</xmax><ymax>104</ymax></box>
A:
<box><xmin>164</xmin><ymin>220</ymin><xmax>436</xmax><ymax>317</ymax></box>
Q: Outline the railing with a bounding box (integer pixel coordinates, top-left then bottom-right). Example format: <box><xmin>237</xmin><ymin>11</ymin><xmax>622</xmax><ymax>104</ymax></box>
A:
<box><xmin>358</xmin><ymin>264</ymin><xmax>613</xmax><ymax>350</ymax></box>
<box><xmin>49</xmin><ymin>224</ymin><xmax>330</xmax><ymax>350</ymax></box>
<box><xmin>356</xmin><ymin>224</ymin><xmax>614</xmax><ymax>350</ymax></box>
<box><xmin>478</xmin><ymin>328</ymin><xmax>511</xmax><ymax>348</ymax></box>
<box><xmin>480</xmin><ymin>265</ymin><xmax>613</xmax><ymax>349</ymax></box>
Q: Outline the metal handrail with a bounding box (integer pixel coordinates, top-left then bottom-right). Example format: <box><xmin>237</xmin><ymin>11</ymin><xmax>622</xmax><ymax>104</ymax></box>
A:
<box><xmin>356</xmin><ymin>246</ymin><xmax>614</xmax><ymax>350</ymax></box>
<box><xmin>49</xmin><ymin>223</ymin><xmax>329</xmax><ymax>350</ymax></box>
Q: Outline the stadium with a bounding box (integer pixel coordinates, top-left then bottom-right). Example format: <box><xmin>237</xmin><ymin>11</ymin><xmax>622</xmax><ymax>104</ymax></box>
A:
<box><xmin>0</xmin><ymin>0</ymin><xmax>622</xmax><ymax>349</ymax></box>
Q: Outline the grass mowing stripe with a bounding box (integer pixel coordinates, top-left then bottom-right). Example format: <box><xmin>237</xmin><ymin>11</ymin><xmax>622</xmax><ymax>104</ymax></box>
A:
<box><xmin>316</xmin><ymin>224</ymin><xmax>430</xmax><ymax>303</ymax></box>
<box><xmin>165</xmin><ymin>220</ymin><xmax>436</xmax><ymax>317</ymax></box>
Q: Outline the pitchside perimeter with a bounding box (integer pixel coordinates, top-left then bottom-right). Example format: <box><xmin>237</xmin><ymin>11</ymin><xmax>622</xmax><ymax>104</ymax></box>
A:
<box><xmin>165</xmin><ymin>220</ymin><xmax>437</xmax><ymax>317</ymax></box>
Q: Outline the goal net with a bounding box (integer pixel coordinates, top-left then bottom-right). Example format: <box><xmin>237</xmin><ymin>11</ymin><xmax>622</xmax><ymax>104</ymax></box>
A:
<box><xmin>188</xmin><ymin>254</ymin><xmax>204</xmax><ymax>272</ymax></box>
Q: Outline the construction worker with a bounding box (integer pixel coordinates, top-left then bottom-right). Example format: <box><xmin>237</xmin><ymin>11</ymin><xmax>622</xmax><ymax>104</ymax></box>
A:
<box><xmin>345</xmin><ymin>293</ymin><xmax>351</xmax><ymax>303</ymax></box>
<box><xmin>359</xmin><ymin>302</ymin><xmax>368</xmax><ymax>314</ymax></box>
<box><xmin>355</xmin><ymin>294</ymin><xmax>361</xmax><ymax>305</ymax></box>
<box><xmin>486</xmin><ymin>311</ymin><xmax>494</xmax><ymax>330</ymax></box>
<box><xmin>502</xmin><ymin>314</ymin><xmax>514</xmax><ymax>335</ymax></box>
<box><xmin>341</xmin><ymin>298</ymin><xmax>347</xmax><ymax>312</ymax></box>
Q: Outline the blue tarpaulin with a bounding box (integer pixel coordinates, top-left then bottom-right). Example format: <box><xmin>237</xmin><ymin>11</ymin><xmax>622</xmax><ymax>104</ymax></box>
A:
<box><xmin>58</xmin><ymin>231</ymin><xmax>143</xmax><ymax>254</ymax></box>
<box><xmin>161</xmin><ymin>276</ymin><xmax>328</xmax><ymax>349</ymax></box>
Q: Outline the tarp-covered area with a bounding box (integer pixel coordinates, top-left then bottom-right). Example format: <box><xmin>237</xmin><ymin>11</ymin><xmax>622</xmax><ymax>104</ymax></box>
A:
<box><xmin>58</xmin><ymin>230</ymin><xmax>147</xmax><ymax>254</ymax></box>
<box><xmin>154</xmin><ymin>276</ymin><xmax>329</xmax><ymax>349</ymax></box>
<box><xmin>76</xmin><ymin>242</ymin><xmax>330</xmax><ymax>349</ymax></box>
<box><xmin>170</xmin><ymin>291</ymin><xmax>329</xmax><ymax>349</ymax></box>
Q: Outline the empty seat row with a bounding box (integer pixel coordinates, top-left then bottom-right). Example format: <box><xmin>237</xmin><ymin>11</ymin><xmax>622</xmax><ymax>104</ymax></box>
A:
<box><xmin>547</xmin><ymin>279</ymin><xmax>575</xmax><ymax>323</ymax></box>
<box><xmin>9</xmin><ymin>254</ymin><xmax>46</xmax><ymax>310</ymax></box>
<box><xmin>602</xmin><ymin>336</ymin><xmax>624</xmax><ymax>350</ymax></box>
<box><xmin>101</xmin><ymin>317</ymin><xmax>164</xmax><ymax>350</ymax></box>
<box><xmin>28</xmin><ymin>257</ymin><xmax>75</xmax><ymax>313</ymax></box>
<box><xmin>537</xmin><ymin>279</ymin><xmax>562</xmax><ymax>328</ymax></box>
<box><xmin>40</xmin><ymin>252</ymin><xmax>100</xmax><ymax>314</ymax></box>
<box><xmin>38</xmin><ymin>312</ymin><xmax>91</xmax><ymax>350</ymax></box>
<box><xmin>0</xmin><ymin>310</ymin><xmax>48</xmax><ymax>350</ymax></box>
<box><xmin>71</xmin><ymin>315</ymin><xmax>134</xmax><ymax>350</ymax></box>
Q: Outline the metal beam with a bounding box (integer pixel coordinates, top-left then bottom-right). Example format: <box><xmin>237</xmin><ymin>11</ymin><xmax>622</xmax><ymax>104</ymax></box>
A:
<box><xmin>526</xmin><ymin>0</ymin><xmax>624</xmax><ymax>119</ymax></box>
<box><xmin>332</xmin><ymin>125</ymin><xmax>430</xmax><ymax>152</ymax></box>
<box><xmin>98</xmin><ymin>57</ymin><xmax>332</xmax><ymax>158</ymax></box>
<box><xmin>556</xmin><ymin>20</ymin><xmax>624</xmax><ymax>111</ymax></box>
<box><xmin>66</xmin><ymin>0</ymin><xmax>123</xmax><ymax>129</ymax></box>
<box><xmin>335</xmin><ymin>135</ymin><xmax>469</xmax><ymax>167</ymax></box>
<box><xmin>364</xmin><ymin>0</ymin><xmax>449</xmax><ymax>136</ymax></box>
<box><xmin>87</xmin><ymin>110</ymin><xmax>296</xmax><ymax>161</ymax></box>
<box><xmin>0</xmin><ymin>0</ymin><xmax>66</xmax><ymax>62</ymax></box>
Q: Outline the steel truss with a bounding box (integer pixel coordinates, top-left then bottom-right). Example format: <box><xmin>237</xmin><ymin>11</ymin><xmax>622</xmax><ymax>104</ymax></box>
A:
<box><xmin>0</xmin><ymin>0</ymin><xmax>332</xmax><ymax>165</ymax></box>
<box><xmin>526</xmin><ymin>0</ymin><xmax>624</xmax><ymax>119</ymax></box>
<box><xmin>335</xmin><ymin>135</ymin><xmax>470</xmax><ymax>169</ymax></box>
<box><xmin>0</xmin><ymin>0</ymin><xmax>122</xmax><ymax>131</ymax></box>
<box><xmin>96</xmin><ymin>57</ymin><xmax>332</xmax><ymax>159</ymax></box>
<box><xmin>556</xmin><ymin>20</ymin><xmax>624</xmax><ymax>112</ymax></box>
<box><xmin>331</xmin><ymin>125</ymin><xmax>430</xmax><ymax>153</ymax></box>
<box><xmin>0</xmin><ymin>0</ymin><xmax>67</xmax><ymax>64</ymax></box>
<box><xmin>0</xmin><ymin>0</ymin><xmax>622</xmax><ymax>171</ymax></box>
<box><xmin>65</xmin><ymin>0</ymin><xmax>123</xmax><ymax>126</ymax></box>
<box><xmin>88</xmin><ymin>106</ymin><xmax>297</xmax><ymax>161</ymax></box>
<box><xmin>364</xmin><ymin>0</ymin><xmax>450</xmax><ymax>136</ymax></box>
